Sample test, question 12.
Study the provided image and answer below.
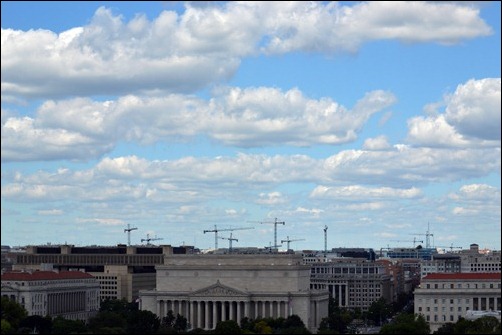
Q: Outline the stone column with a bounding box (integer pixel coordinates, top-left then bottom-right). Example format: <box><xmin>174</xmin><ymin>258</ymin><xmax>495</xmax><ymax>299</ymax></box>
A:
<box><xmin>345</xmin><ymin>285</ymin><xmax>349</xmax><ymax>307</ymax></box>
<box><xmin>213</xmin><ymin>301</ymin><xmax>217</xmax><ymax>329</ymax></box>
<box><xmin>205</xmin><ymin>301</ymin><xmax>210</xmax><ymax>330</ymax></box>
<box><xmin>189</xmin><ymin>301</ymin><xmax>194</xmax><ymax>329</ymax></box>
<box><xmin>222</xmin><ymin>301</ymin><xmax>226</xmax><ymax>321</ymax></box>
<box><xmin>255</xmin><ymin>301</ymin><xmax>259</xmax><ymax>318</ymax></box>
<box><xmin>229</xmin><ymin>301</ymin><xmax>234</xmax><ymax>321</ymax></box>
<box><xmin>197</xmin><ymin>301</ymin><xmax>202</xmax><ymax>329</ymax></box>
<box><xmin>243</xmin><ymin>301</ymin><xmax>248</xmax><ymax>320</ymax></box>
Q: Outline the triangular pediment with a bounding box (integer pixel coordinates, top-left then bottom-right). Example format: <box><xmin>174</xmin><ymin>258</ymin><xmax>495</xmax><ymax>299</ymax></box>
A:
<box><xmin>190</xmin><ymin>280</ymin><xmax>248</xmax><ymax>297</ymax></box>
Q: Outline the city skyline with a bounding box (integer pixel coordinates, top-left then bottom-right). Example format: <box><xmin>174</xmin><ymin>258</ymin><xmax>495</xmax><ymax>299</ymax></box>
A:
<box><xmin>1</xmin><ymin>1</ymin><xmax>501</xmax><ymax>250</ymax></box>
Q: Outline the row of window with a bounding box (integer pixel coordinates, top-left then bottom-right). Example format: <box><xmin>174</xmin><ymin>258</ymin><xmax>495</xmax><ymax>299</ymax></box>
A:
<box><xmin>419</xmin><ymin>306</ymin><xmax>469</xmax><ymax>312</ymax></box>
<box><xmin>425</xmin><ymin>283</ymin><xmax>499</xmax><ymax>289</ymax></box>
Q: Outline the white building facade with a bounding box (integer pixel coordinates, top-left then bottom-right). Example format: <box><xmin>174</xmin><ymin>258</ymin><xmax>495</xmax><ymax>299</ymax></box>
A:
<box><xmin>1</xmin><ymin>270</ymin><xmax>100</xmax><ymax>321</ymax></box>
<box><xmin>139</xmin><ymin>254</ymin><xmax>329</xmax><ymax>332</ymax></box>
<box><xmin>414</xmin><ymin>272</ymin><xmax>501</xmax><ymax>332</ymax></box>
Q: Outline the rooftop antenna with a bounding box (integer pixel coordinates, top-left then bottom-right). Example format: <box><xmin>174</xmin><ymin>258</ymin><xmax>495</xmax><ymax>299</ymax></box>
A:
<box><xmin>124</xmin><ymin>224</ymin><xmax>138</xmax><ymax>246</ymax></box>
<box><xmin>203</xmin><ymin>225</ymin><xmax>254</xmax><ymax>249</ymax></box>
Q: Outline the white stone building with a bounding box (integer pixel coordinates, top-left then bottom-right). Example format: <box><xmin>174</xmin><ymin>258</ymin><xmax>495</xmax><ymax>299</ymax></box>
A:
<box><xmin>139</xmin><ymin>253</ymin><xmax>329</xmax><ymax>332</ymax></box>
<box><xmin>414</xmin><ymin>272</ymin><xmax>501</xmax><ymax>332</ymax></box>
<box><xmin>1</xmin><ymin>270</ymin><xmax>100</xmax><ymax>321</ymax></box>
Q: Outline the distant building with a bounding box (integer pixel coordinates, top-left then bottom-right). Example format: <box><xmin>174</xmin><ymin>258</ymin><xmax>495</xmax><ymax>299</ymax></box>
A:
<box><xmin>1</xmin><ymin>270</ymin><xmax>99</xmax><ymax>321</ymax></box>
<box><xmin>459</xmin><ymin>244</ymin><xmax>501</xmax><ymax>273</ymax></box>
<box><xmin>309</xmin><ymin>257</ymin><xmax>392</xmax><ymax>311</ymax></box>
<box><xmin>414</xmin><ymin>272</ymin><xmax>501</xmax><ymax>332</ymax></box>
<box><xmin>12</xmin><ymin>244</ymin><xmax>196</xmax><ymax>302</ymax></box>
<box><xmin>139</xmin><ymin>253</ymin><xmax>328</xmax><ymax>333</ymax></box>
<box><xmin>421</xmin><ymin>253</ymin><xmax>462</xmax><ymax>278</ymax></box>
<box><xmin>383</xmin><ymin>247</ymin><xmax>437</xmax><ymax>261</ymax></box>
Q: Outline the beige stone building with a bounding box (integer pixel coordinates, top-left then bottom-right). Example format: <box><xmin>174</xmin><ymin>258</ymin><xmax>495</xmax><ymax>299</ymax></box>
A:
<box><xmin>12</xmin><ymin>244</ymin><xmax>194</xmax><ymax>302</ymax></box>
<box><xmin>1</xmin><ymin>270</ymin><xmax>100</xmax><ymax>321</ymax></box>
<box><xmin>414</xmin><ymin>272</ymin><xmax>501</xmax><ymax>333</ymax></box>
<box><xmin>139</xmin><ymin>253</ymin><xmax>328</xmax><ymax>332</ymax></box>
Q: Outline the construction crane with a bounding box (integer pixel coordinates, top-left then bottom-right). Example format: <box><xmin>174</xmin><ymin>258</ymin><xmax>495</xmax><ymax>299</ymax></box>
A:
<box><xmin>203</xmin><ymin>225</ymin><xmax>253</xmax><ymax>249</ymax></box>
<box><xmin>390</xmin><ymin>238</ymin><xmax>424</xmax><ymax>247</ymax></box>
<box><xmin>256</xmin><ymin>218</ymin><xmax>285</xmax><ymax>249</ymax></box>
<box><xmin>281</xmin><ymin>236</ymin><xmax>306</xmax><ymax>250</ymax></box>
<box><xmin>409</xmin><ymin>222</ymin><xmax>434</xmax><ymax>248</ymax></box>
<box><xmin>323</xmin><ymin>225</ymin><xmax>328</xmax><ymax>257</ymax></box>
<box><xmin>436</xmin><ymin>243</ymin><xmax>463</xmax><ymax>252</ymax></box>
<box><xmin>124</xmin><ymin>224</ymin><xmax>138</xmax><ymax>246</ymax></box>
<box><xmin>141</xmin><ymin>233</ymin><xmax>163</xmax><ymax>245</ymax></box>
<box><xmin>219</xmin><ymin>232</ymin><xmax>238</xmax><ymax>253</ymax></box>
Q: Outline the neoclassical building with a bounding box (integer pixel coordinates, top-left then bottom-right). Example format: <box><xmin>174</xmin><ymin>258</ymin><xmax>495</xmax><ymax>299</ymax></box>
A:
<box><xmin>1</xmin><ymin>270</ymin><xmax>100</xmax><ymax>321</ymax></box>
<box><xmin>414</xmin><ymin>272</ymin><xmax>501</xmax><ymax>332</ymax></box>
<box><xmin>139</xmin><ymin>253</ymin><xmax>328</xmax><ymax>332</ymax></box>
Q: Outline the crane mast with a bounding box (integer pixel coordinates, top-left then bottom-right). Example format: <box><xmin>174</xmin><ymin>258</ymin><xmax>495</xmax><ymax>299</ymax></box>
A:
<box><xmin>259</xmin><ymin>218</ymin><xmax>285</xmax><ymax>249</ymax></box>
<box><xmin>141</xmin><ymin>233</ymin><xmax>163</xmax><ymax>246</ymax></box>
<box><xmin>124</xmin><ymin>224</ymin><xmax>138</xmax><ymax>246</ymax></box>
<box><xmin>219</xmin><ymin>232</ymin><xmax>239</xmax><ymax>253</ymax></box>
<box><xmin>324</xmin><ymin>225</ymin><xmax>328</xmax><ymax>257</ymax></box>
<box><xmin>280</xmin><ymin>236</ymin><xmax>305</xmax><ymax>250</ymax></box>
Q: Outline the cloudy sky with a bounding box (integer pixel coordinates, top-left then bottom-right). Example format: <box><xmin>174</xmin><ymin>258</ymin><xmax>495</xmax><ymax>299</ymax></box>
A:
<box><xmin>1</xmin><ymin>1</ymin><xmax>500</xmax><ymax>252</ymax></box>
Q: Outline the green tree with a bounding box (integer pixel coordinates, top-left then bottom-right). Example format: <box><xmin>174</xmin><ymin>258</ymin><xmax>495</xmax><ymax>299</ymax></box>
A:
<box><xmin>126</xmin><ymin>309</ymin><xmax>160</xmax><ymax>334</ymax></box>
<box><xmin>366</xmin><ymin>297</ymin><xmax>392</xmax><ymax>326</ymax></box>
<box><xmin>51</xmin><ymin>316</ymin><xmax>88</xmax><ymax>334</ymax></box>
<box><xmin>88</xmin><ymin>310</ymin><xmax>127</xmax><ymax>334</ymax></box>
<box><xmin>1</xmin><ymin>319</ymin><xmax>13</xmax><ymax>335</ymax></box>
<box><xmin>253</xmin><ymin>320</ymin><xmax>272</xmax><ymax>334</ymax></box>
<box><xmin>18</xmin><ymin>315</ymin><xmax>52</xmax><ymax>334</ymax></box>
<box><xmin>280</xmin><ymin>314</ymin><xmax>310</xmax><ymax>334</ymax></box>
<box><xmin>0</xmin><ymin>296</ymin><xmax>28</xmax><ymax>330</ymax></box>
<box><xmin>214</xmin><ymin>320</ymin><xmax>242</xmax><ymax>334</ymax></box>
<box><xmin>379</xmin><ymin>313</ymin><xmax>430</xmax><ymax>334</ymax></box>
<box><xmin>318</xmin><ymin>305</ymin><xmax>352</xmax><ymax>334</ymax></box>
<box><xmin>434</xmin><ymin>322</ymin><xmax>455</xmax><ymax>334</ymax></box>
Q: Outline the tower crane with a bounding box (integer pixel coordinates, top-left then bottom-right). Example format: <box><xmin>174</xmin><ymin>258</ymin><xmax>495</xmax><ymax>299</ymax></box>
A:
<box><xmin>281</xmin><ymin>236</ymin><xmax>306</xmax><ymax>250</ymax></box>
<box><xmin>390</xmin><ymin>238</ymin><xmax>424</xmax><ymax>247</ymax></box>
<box><xmin>124</xmin><ymin>224</ymin><xmax>138</xmax><ymax>246</ymax></box>
<box><xmin>141</xmin><ymin>233</ymin><xmax>163</xmax><ymax>246</ymax></box>
<box><xmin>219</xmin><ymin>232</ymin><xmax>239</xmax><ymax>253</ymax></box>
<box><xmin>409</xmin><ymin>222</ymin><xmax>434</xmax><ymax>248</ymax></box>
<box><xmin>253</xmin><ymin>218</ymin><xmax>285</xmax><ymax>249</ymax></box>
<box><xmin>203</xmin><ymin>225</ymin><xmax>253</xmax><ymax>249</ymax></box>
<box><xmin>436</xmin><ymin>243</ymin><xmax>463</xmax><ymax>252</ymax></box>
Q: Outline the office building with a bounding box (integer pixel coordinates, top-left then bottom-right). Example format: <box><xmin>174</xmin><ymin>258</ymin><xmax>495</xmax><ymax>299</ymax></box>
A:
<box><xmin>414</xmin><ymin>272</ymin><xmax>501</xmax><ymax>332</ymax></box>
<box><xmin>1</xmin><ymin>270</ymin><xmax>100</xmax><ymax>321</ymax></box>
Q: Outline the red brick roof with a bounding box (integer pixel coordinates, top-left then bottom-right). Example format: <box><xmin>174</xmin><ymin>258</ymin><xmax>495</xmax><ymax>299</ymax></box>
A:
<box><xmin>423</xmin><ymin>273</ymin><xmax>501</xmax><ymax>280</ymax></box>
<box><xmin>1</xmin><ymin>271</ymin><xmax>94</xmax><ymax>281</ymax></box>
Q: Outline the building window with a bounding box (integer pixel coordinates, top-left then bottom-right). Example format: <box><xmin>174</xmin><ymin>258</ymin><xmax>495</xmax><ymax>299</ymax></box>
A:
<box><xmin>450</xmin><ymin>315</ymin><xmax>454</xmax><ymax>321</ymax></box>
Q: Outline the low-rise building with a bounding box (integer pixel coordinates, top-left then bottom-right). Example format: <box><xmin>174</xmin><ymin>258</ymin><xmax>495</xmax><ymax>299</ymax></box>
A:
<box><xmin>414</xmin><ymin>272</ymin><xmax>501</xmax><ymax>333</ymax></box>
<box><xmin>1</xmin><ymin>270</ymin><xmax>100</xmax><ymax>321</ymax></box>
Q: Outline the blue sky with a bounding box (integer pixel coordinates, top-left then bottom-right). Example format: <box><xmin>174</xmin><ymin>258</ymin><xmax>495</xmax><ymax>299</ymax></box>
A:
<box><xmin>1</xmin><ymin>1</ymin><xmax>500</xmax><ymax>251</ymax></box>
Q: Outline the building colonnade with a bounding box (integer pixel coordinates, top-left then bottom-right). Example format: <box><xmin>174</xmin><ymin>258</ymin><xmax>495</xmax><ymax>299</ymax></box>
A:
<box><xmin>156</xmin><ymin>298</ymin><xmax>296</xmax><ymax>330</ymax></box>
